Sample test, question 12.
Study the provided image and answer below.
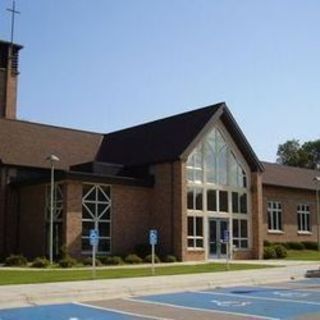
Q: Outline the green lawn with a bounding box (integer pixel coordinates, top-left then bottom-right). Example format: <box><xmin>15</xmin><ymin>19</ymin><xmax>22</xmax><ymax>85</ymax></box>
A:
<box><xmin>286</xmin><ymin>250</ymin><xmax>320</xmax><ymax>261</ymax></box>
<box><xmin>0</xmin><ymin>263</ymin><xmax>272</xmax><ymax>286</ymax></box>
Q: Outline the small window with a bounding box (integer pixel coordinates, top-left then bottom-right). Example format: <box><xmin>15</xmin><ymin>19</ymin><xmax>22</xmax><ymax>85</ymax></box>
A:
<box><xmin>297</xmin><ymin>204</ymin><xmax>311</xmax><ymax>232</ymax></box>
<box><xmin>219</xmin><ymin>191</ymin><xmax>228</xmax><ymax>212</ymax></box>
<box><xmin>233</xmin><ymin>219</ymin><xmax>248</xmax><ymax>249</ymax></box>
<box><xmin>207</xmin><ymin>190</ymin><xmax>217</xmax><ymax>211</ymax></box>
<box><xmin>267</xmin><ymin>201</ymin><xmax>282</xmax><ymax>231</ymax></box>
<box><xmin>187</xmin><ymin>216</ymin><xmax>204</xmax><ymax>248</ymax></box>
<box><xmin>187</xmin><ymin>188</ymin><xmax>203</xmax><ymax>211</ymax></box>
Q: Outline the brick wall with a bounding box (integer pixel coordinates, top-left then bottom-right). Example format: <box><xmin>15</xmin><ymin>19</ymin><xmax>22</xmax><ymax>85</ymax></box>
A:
<box><xmin>112</xmin><ymin>184</ymin><xmax>152</xmax><ymax>256</ymax></box>
<box><xmin>251</xmin><ymin>172</ymin><xmax>264</xmax><ymax>259</ymax></box>
<box><xmin>64</xmin><ymin>181</ymin><xmax>82</xmax><ymax>258</ymax></box>
<box><xmin>262</xmin><ymin>185</ymin><xmax>317</xmax><ymax>243</ymax></box>
<box><xmin>18</xmin><ymin>184</ymin><xmax>46</xmax><ymax>258</ymax></box>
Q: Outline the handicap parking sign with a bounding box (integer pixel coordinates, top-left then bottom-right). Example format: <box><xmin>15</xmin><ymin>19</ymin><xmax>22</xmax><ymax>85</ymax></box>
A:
<box><xmin>149</xmin><ymin>229</ymin><xmax>158</xmax><ymax>245</ymax></box>
<box><xmin>89</xmin><ymin>229</ymin><xmax>99</xmax><ymax>246</ymax></box>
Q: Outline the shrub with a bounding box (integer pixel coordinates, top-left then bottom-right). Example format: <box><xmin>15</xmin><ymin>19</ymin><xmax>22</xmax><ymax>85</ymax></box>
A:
<box><xmin>58</xmin><ymin>256</ymin><xmax>77</xmax><ymax>268</ymax></box>
<box><xmin>134</xmin><ymin>243</ymin><xmax>151</xmax><ymax>259</ymax></box>
<box><xmin>144</xmin><ymin>254</ymin><xmax>161</xmax><ymax>263</ymax></box>
<box><xmin>125</xmin><ymin>254</ymin><xmax>143</xmax><ymax>264</ymax></box>
<box><xmin>302</xmin><ymin>241</ymin><xmax>318</xmax><ymax>250</ymax></box>
<box><xmin>286</xmin><ymin>242</ymin><xmax>305</xmax><ymax>250</ymax></box>
<box><xmin>31</xmin><ymin>257</ymin><xmax>50</xmax><ymax>268</ymax></box>
<box><xmin>5</xmin><ymin>254</ymin><xmax>28</xmax><ymax>267</ymax></box>
<box><xmin>99</xmin><ymin>256</ymin><xmax>124</xmax><ymax>266</ymax></box>
<box><xmin>82</xmin><ymin>257</ymin><xmax>102</xmax><ymax>266</ymax></box>
<box><xmin>263</xmin><ymin>240</ymin><xmax>271</xmax><ymax>247</ymax></box>
<box><xmin>263</xmin><ymin>247</ymin><xmax>277</xmax><ymax>259</ymax></box>
<box><xmin>163</xmin><ymin>255</ymin><xmax>177</xmax><ymax>263</ymax></box>
<box><xmin>274</xmin><ymin>245</ymin><xmax>287</xmax><ymax>259</ymax></box>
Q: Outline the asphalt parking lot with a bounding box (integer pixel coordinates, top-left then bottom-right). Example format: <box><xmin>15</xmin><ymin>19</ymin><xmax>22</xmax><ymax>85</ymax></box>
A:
<box><xmin>1</xmin><ymin>278</ymin><xmax>320</xmax><ymax>319</ymax></box>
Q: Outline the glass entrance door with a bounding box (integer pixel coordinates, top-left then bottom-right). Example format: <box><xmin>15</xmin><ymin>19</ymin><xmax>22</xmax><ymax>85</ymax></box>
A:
<box><xmin>209</xmin><ymin>219</ymin><xmax>229</xmax><ymax>259</ymax></box>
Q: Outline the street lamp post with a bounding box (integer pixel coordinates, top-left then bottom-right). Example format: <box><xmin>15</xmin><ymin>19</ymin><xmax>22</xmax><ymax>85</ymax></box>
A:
<box><xmin>46</xmin><ymin>154</ymin><xmax>60</xmax><ymax>264</ymax></box>
<box><xmin>314</xmin><ymin>176</ymin><xmax>320</xmax><ymax>251</ymax></box>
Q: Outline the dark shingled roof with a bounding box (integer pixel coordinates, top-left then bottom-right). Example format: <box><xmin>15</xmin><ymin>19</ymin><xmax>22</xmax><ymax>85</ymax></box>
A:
<box><xmin>0</xmin><ymin>118</ymin><xmax>103</xmax><ymax>170</ymax></box>
<box><xmin>97</xmin><ymin>103</ymin><xmax>223</xmax><ymax>166</ymax></box>
<box><xmin>262</xmin><ymin>161</ymin><xmax>319</xmax><ymax>191</ymax></box>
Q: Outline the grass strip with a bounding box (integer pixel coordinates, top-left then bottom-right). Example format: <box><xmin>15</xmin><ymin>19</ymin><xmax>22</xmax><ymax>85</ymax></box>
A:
<box><xmin>285</xmin><ymin>250</ymin><xmax>320</xmax><ymax>261</ymax></box>
<box><xmin>0</xmin><ymin>263</ymin><xmax>272</xmax><ymax>286</ymax></box>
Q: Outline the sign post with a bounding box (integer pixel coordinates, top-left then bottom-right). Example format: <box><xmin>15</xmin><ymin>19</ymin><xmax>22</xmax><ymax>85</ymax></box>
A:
<box><xmin>149</xmin><ymin>229</ymin><xmax>158</xmax><ymax>275</ymax></box>
<box><xmin>223</xmin><ymin>229</ymin><xmax>230</xmax><ymax>270</ymax></box>
<box><xmin>89</xmin><ymin>229</ymin><xmax>99</xmax><ymax>279</ymax></box>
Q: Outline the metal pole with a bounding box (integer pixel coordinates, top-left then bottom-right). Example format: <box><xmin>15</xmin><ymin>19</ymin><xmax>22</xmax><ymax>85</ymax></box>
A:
<box><xmin>92</xmin><ymin>243</ymin><xmax>96</xmax><ymax>279</ymax></box>
<box><xmin>316</xmin><ymin>184</ymin><xmax>320</xmax><ymax>251</ymax></box>
<box><xmin>49</xmin><ymin>161</ymin><xmax>54</xmax><ymax>264</ymax></box>
<box><xmin>151</xmin><ymin>244</ymin><xmax>155</xmax><ymax>275</ymax></box>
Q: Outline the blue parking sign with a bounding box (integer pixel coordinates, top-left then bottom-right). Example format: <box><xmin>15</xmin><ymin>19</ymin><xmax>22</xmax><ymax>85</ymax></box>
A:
<box><xmin>89</xmin><ymin>229</ymin><xmax>99</xmax><ymax>246</ymax></box>
<box><xmin>149</xmin><ymin>229</ymin><xmax>158</xmax><ymax>245</ymax></box>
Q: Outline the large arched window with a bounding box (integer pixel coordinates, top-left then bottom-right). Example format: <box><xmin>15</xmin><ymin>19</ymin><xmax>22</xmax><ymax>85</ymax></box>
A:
<box><xmin>186</xmin><ymin>126</ymin><xmax>250</xmax><ymax>251</ymax></box>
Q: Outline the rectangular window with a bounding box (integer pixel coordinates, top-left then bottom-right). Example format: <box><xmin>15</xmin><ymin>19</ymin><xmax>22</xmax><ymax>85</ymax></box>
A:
<box><xmin>187</xmin><ymin>187</ymin><xmax>203</xmax><ymax>211</ymax></box>
<box><xmin>207</xmin><ymin>189</ymin><xmax>217</xmax><ymax>211</ymax></box>
<box><xmin>219</xmin><ymin>191</ymin><xmax>228</xmax><ymax>212</ymax></box>
<box><xmin>186</xmin><ymin>147</ymin><xmax>203</xmax><ymax>183</ymax></box>
<box><xmin>232</xmin><ymin>192</ymin><xmax>247</xmax><ymax>214</ymax></box>
<box><xmin>233</xmin><ymin>219</ymin><xmax>248</xmax><ymax>249</ymax></box>
<box><xmin>267</xmin><ymin>201</ymin><xmax>282</xmax><ymax>231</ymax></box>
<box><xmin>187</xmin><ymin>216</ymin><xmax>204</xmax><ymax>248</ymax></box>
<box><xmin>297</xmin><ymin>204</ymin><xmax>311</xmax><ymax>232</ymax></box>
<box><xmin>82</xmin><ymin>184</ymin><xmax>111</xmax><ymax>255</ymax></box>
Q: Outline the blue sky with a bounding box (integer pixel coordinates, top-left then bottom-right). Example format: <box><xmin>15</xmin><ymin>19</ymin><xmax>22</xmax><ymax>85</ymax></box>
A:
<box><xmin>0</xmin><ymin>0</ymin><xmax>319</xmax><ymax>161</ymax></box>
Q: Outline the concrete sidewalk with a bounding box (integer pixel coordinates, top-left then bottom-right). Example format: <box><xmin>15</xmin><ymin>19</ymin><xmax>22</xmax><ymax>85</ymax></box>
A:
<box><xmin>0</xmin><ymin>260</ymin><xmax>318</xmax><ymax>309</ymax></box>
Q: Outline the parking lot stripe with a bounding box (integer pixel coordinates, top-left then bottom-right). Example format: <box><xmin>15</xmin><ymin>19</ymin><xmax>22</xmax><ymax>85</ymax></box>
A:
<box><xmin>125</xmin><ymin>297</ymin><xmax>280</xmax><ymax>320</ymax></box>
<box><xmin>198</xmin><ymin>290</ymin><xmax>320</xmax><ymax>306</ymax></box>
<box><xmin>74</xmin><ymin>302</ymin><xmax>174</xmax><ymax>320</ymax></box>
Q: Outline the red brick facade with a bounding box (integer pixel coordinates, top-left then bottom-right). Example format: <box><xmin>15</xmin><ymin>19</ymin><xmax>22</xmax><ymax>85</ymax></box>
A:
<box><xmin>262</xmin><ymin>185</ymin><xmax>317</xmax><ymax>243</ymax></box>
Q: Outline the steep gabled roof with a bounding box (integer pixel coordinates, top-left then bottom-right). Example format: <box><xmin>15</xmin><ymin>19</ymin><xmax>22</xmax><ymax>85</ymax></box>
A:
<box><xmin>262</xmin><ymin>161</ymin><xmax>319</xmax><ymax>191</ymax></box>
<box><xmin>96</xmin><ymin>103</ymin><xmax>223</xmax><ymax>166</ymax></box>
<box><xmin>0</xmin><ymin>118</ymin><xmax>103</xmax><ymax>170</ymax></box>
<box><xmin>97</xmin><ymin>103</ymin><xmax>263</xmax><ymax>171</ymax></box>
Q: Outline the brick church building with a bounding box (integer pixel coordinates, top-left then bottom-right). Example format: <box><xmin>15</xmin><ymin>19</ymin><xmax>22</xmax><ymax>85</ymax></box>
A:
<box><xmin>0</xmin><ymin>40</ymin><xmax>319</xmax><ymax>261</ymax></box>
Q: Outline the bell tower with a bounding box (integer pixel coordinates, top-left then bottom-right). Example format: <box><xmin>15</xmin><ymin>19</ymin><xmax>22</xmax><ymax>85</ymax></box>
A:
<box><xmin>0</xmin><ymin>41</ymin><xmax>22</xmax><ymax>119</ymax></box>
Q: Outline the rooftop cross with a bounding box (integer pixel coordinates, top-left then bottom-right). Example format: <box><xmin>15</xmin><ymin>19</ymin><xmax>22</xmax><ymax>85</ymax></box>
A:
<box><xmin>6</xmin><ymin>0</ymin><xmax>20</xmax><ymax>45</ymax></box>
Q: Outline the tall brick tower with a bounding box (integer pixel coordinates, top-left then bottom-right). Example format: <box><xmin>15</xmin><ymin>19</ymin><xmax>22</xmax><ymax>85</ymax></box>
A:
<box><xmin>0</xmin><ymin>40</ymin><xmax>23</xmax><ymax>119</ymax></box>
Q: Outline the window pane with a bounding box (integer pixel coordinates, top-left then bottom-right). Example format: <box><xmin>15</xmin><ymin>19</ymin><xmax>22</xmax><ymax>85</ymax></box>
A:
<box><xmin>195</xmin><ymin>189</ymin><xmax>203</xmax><ymax>210</ymax></box>
<box><xmin>81</xmin><ymin>238</ymin><xmax>91</xmax><ymax>251</ymax></box>
<box><xmin>233</xmin><ymin>239</ymin><xmax>239</xmax><ymax>248</ymax></box>
<box><xmin>233</xmin><ymin>219</ymin><xmax>239</xmax><ymax>237</ymax></box>
<box><xmin>268</xmin><ymin>211</ymin><xmax>272</xmax><ymax>230</ymax></box>
<box><xmin>240</xmin><ymin>240</ymin><xmax>248</xmax><ymax>248</ymax></box>
<box><xmin>207</xmin><ymin>190</ymin><xmax>217</xmax><ymax>211</ymax></box>
<box><xmin>196</xmin><ymin>239</ymin><xmax>203</xmax><ymax>248</ymax></box>
<box><xmin>241</xmin><ymin>220</ymin><xmax>248</xmax><ymax>237</ymax></box>
<box><xmin>82</xmin><ymin>221</ymin><xmax>95</xmax><ymax>237</ymax></box>
<box><xmin>278</xmin><ymin>212</ymin><xmax>282</xmax><ymax>230</ymax></box>
<box><xmin>297</xmin><ymin>213</ymin><xmax>301</xmax><ymax>231</ymax></box>
<box><xmin>240</xmin><ymin>193</ymin><xmax>247</xmax><ymax>214</ymax></box>
<box><xmin>98</xmin><ymin>222</ymin><xmax>110</xmax><ymax>237</ymax></box>
<box><xmin>98</xmin><ymin>239</ymin><xmax>110</xmax><ymax>253</ymax></box>
<box><xmin>188</xmin><ymin>217</ymin><xmax>193</xmax><ymax>236</ymax></box>
<box><xmin>195</xmin><ymin>217</ymin><xmax>203</xmax><ymax>236</ymax></box>
<box><xmin>188</xmin><ymin>239</ymin><xmax>194</xmax><ymax>247</ymax></box>
<box><xmin>232</xmin><ymin>192</ymin><xmax>238</xmax><ymax>213</ymax></box>
<box><xmin>187</xmin><ymin>189</ymin><xmax>193</xmax><ymax>210</ymax></box>
<box><xmin>219</xmin><ymin>191</ymin><xmax>228</xmax><ymax>212</ymax></box>
<box><xmin>307</xmin><ymin>214</ymin><xmax>310</xmax><ymax>231</ymax></box>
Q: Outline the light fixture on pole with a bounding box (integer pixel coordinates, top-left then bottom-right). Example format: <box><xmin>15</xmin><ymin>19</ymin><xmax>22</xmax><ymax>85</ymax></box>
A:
<box><xmin>46</xmin><ymin>154</ymin><xmax>60</xmax><ymax>264</ymax></box>
<box><xmin>313</xmin><ymin>176</ymin><xmax>320</xmax><ymax>251</ymax></box>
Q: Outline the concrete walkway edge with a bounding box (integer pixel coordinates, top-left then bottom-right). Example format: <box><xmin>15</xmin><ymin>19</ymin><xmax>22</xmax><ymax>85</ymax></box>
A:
<box><xmin>0</xmin><ymin>262</ymin><xmax>319</xmax><ymax>309</ymax></box>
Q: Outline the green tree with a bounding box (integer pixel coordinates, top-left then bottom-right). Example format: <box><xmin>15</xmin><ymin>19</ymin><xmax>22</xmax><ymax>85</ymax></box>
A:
<box><xmin>277</xmin><ymin>139</ymin><xmax>320</xmax><ymax>169</ymax></box>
